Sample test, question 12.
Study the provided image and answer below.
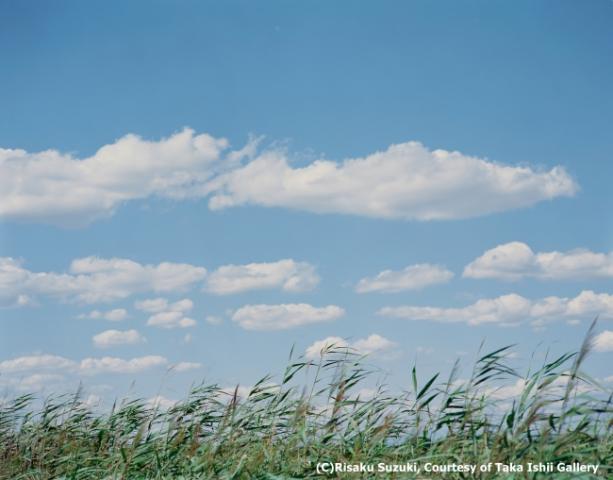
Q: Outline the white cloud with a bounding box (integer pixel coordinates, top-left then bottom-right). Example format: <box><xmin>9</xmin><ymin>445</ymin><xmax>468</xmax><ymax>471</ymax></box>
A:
<box><xmin>0</xmin><ymin>129</ymin><xmax>235</xmax><ymax>226</ymax></box>
<box><xmin>0</xmin><ymin>373</ymin><xmax>65</xmax><ymax>392</ymax></box>
<box><xmin>0</xmin><ymin>354</ymin><xmax>76</xmax><ymax>373</ymax></box>
<box><xmin>205</xmin><ymin>259</ymin><xmax>319</xmax><ymax>295</ymax></box>
<box><xmin>378</xmin><ymin>290</ymin><xmax>613</xmax><ymax>327</ymax></box>
<box><xmin>487</xmin><ymin>379</ymin><xmax>526</xmax><ymax>400</ymax></box>
<box><xmin>210</xmin><ymin>142</ymin><xmax>576</xmax><ymax>220</ymax></box>
<box><xmin>0</xmin><ymin>256</ymin><xmax>205</xmax><ymax>306</ymax></box>
<box><xmin>205</xmin><ymin>315</ymin><xmax>223</xmax><ymax>325</ymax></box>
<box><xmin>171</xmin><ymin>361</ymin><xmax>202</xmax><ymax>372</ymax></box>
<box><xmin>92</xmin><ymin>329</ymin><xmax>145</xmax><ymax>348</ymax></box>
<box><xmin>147</xmin><ymin>312</ymin><xmax>196</xmax><ymax>329</ymax></box>
<box><xmin>79</xmin><ymin>308</ymin><xmax>128</xmax><ymax>321</ymax></box>
<box><xmin>232</xmin><ymin>303</ymin><xmax>345</xmax><ymax>331</ymax></box>
<box><xmin>594</xmin><ymin>331</ymin><xmax>613</xmax><ymax>352</ymax></box>
<box><xmin>147</xmin><ymin>395</ymin><xmax>178</xmax><ymax>410</ymax></box>
<box><xmin>79</xmin><ymin>355</ymin><xmax>168</xmax><ymax>375</ymax></box>
<box><xmin>137</xmin><ymin>298</ymin><xmax>197</xmax><ymax>329</ymax></box>
<box><xmin>1</xmin><ymin>131</ymin><xmax>577</xmax><ymax>226</ymax></box>
<box><xmin>356</xmin><ymin>263</ymin><xmax>453</xmax><ymax>293</ymax></box>
<box><xmin>134</xmin><ymin>298</ymin><xmax>170</xmax><ymax>313</ymax></box>
<box><xmin>464</xmin><ymin>242</ymin><xmax>613</xmax><ymax>281</ymax></box>
<box><xmin>305</xmin><ymin>334</ymin><xmax>397</xmax><ymax>359</ymax></box>
<box><xmin>0</xmin><ymin>353</ymin><xmax>174</xmax><ymax>377</ymax></box>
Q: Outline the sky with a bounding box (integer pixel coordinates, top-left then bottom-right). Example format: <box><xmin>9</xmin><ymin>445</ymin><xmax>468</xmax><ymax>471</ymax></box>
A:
<box><xmin>1</xmin><ymin>0</ymin><xmax>612</xmax><ymax>407</ymax></box>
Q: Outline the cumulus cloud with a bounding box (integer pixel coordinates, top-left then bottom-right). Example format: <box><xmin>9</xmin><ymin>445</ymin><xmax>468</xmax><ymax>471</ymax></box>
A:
<box><xmin>0</xmin><ymin>354</ymin><xmax>76</xmax><ymax>374</ymax></box>
<box><xmin>136</xmin><ymin>298</ymin><xmax>197</xmax><ymax>329</ymax></box>
<box><xmin>0</xmin><ymin>373</ymin><xmax>66</xmax><ymax>392</ymax></box>
<box><xmin>356</xmin><ymin>263</ymin><xmax>453</xmax><ymax>293</ymax></box>
<box><xmin>0</xmin><ymin>256</ymin><xmax>205</xmax><ymax>306</ymax></box>
<box><xmin>378</xmin><ymin>290</ymin><xmax>613</xmax><ymax>327</ymax></box>
<box><xmin>594</xmin><ymin>331</ymin><xmax>613</xmax><ymax>352</ymax></box>
<box><xmin>464</xmin><ymin>242</ymin><xmax>613</xmax><ymax>281</ymax></box>
<box><xmin>232</xmin><ymin>303</ymin><xmax>345</xmax><ymax>331</ymax></box>
<box><xmin>0</xmin><ymin>353</ymin><xmax>168</xmax><ymax>375</ymax></box>
<box><xmin>171</xmin><ymin>361</ymin><xmax>202</xmax><ymax>372</ymax></box>
<box><xmin>209</xmin><ymin>142</ymin><xmax>576</xmax><ymax>220</ymax></box>
<box><xmin>78</xmin><ymin>355</ymin><xmax>168</xmax><ymax>375</ymax></box>
<box><xmin>79</xmin><ymin>308</ymin><xmax>128</xmax><ymax>321</ymax></box>
<box><xmin>92</xmin><ymin>329</ymin><xmax>145</xmax><ymax>348</ymax></box>
<box><xmin>1</xmin><ymin>131</ymin><xmax>577</xmax><ymax>226</ymax></box>
<box><xmin>305</xmin><ymin>334</ymin><xmax>397</xmax><ymax>359</ymax></box>
<box><xmin>0</xmin><ymin>129</ymin><xmax>236</xmax><ymax>226</ymax></box>
<box><xmin>205</xmin><ymin>259</ymin><xmax>319</xmax><ymax>295</ymax></box>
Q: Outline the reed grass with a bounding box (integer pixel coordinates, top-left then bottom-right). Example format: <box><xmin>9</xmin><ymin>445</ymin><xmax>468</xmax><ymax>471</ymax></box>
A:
<box><xmin>0</xmin><ymin>324</ymin><xmax>611</xmax><ymax>479</ymax></box>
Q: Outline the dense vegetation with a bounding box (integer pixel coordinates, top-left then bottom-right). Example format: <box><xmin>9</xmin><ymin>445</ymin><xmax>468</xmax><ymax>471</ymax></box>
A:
<box><xmin>1</xmin><ymin>324</ymin><xmax>611</xmax><ymax>479</ymax></box>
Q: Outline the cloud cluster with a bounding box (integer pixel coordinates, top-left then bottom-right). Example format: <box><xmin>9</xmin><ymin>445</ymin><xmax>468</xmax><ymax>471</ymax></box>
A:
<box><xmin>378</xmin><ymin>290</ymin><xmax>613</xmax><ymax>327</ymax></box>
<box><xmin>0</xmin><ymin>256</ymin><xmax>206</xmax><ymax>306</ymax></box>
<box><xmin>464</xmin><ymin>242</ymin><xmax>613</xmax><ymax>281</ymax></box>
<box><xmin>356</xmin><ymin>263</ymin><xmax>453</xmax><ymax>293</ymax></box>
<box><xmin>305</xmin><ymin>334</ymin><xmax>397</xmax><ymax>359</ymax></box>
<box><xmin>0</xmin><ymin>353</ymin><xmax>168</xmax><ymax>375</ymax></box>
<box><xmin>136</xmin><ymin>297</ymin><xmax>197</xmax><ymax>329</ymax></box>
<box><xmin>1</xmin><ymin>131</ymin><xmax>577</xmax><ymax>226</ymax></box>
<box><xmin>205</xmin><ymin>259</ymin><xmax>319</xmax><ymax>295</ymax></box>
<box><xmin>232</xmin><ymin>303</ymin><xmax>345</xmax><ymax>331</ymax></box>
<box><xmin>92</xmin><ymin>329</ymin><xmax>145</xmax><ymax>348</ymax></box>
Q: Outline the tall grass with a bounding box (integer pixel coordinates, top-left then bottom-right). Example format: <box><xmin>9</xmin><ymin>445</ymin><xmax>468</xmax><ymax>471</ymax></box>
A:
<box><xmin>1</xmin><ymin>326</ymin><xmax>611</xmax><ymax>479</ymax></box>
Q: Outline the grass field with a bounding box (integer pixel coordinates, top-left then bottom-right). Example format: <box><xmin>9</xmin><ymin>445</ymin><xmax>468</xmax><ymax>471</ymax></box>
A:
<box><xmin>1</xmin><ymin>323</ymin><xmax>611</xmax><ymax>479</ymax></box>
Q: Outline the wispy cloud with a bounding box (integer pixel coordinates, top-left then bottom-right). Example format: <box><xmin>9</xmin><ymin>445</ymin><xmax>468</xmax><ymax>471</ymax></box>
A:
<box><xmin>232</xmin><ymin>303</ymin><xmax>344</xmax><ymax>331</ymax></box>
<box><xmin>205</xmin><ymin>259</ymin><xmax>319</xmax><ymax>295</ymax></box>
<box><xmin>356</xmin><ymin>263</ymin><xmax>453</xmax><ymax>293</ymax></box>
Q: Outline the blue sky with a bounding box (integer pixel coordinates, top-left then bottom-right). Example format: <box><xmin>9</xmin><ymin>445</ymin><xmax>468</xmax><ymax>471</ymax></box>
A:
<box><xmin>1</xmin><ymin>0</ymin><xmax>612</xmax><ymax>406</ymax></box>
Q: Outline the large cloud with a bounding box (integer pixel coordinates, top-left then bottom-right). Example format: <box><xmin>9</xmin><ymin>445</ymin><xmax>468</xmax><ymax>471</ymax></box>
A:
<box><xmin>1</xmin><ymin>131</ymin><xmax>577</xmax><ymax>226</ymax></box>
<box><xmin>205</xmin><ymin>259</ymin><xmax>319</xmax><ymax>295</ymax></box>
<box><xmin>378</xmin><ymin>290</ymin><xmax>613</xmax><ymax>327</ymax></box>
<box><xmin>0</xmin><ymin>129</ymin><xmax>234</xmax><ymax>226</ymax></box>
<box><xmin>232</xmin><ymin>303</ymin><xmax>345</xmax><ymax>331</ymax></box>
<box><xmin>464</xmin><ymin>242</ymin><xmax>613</xmax><ymax>281</ymax></box>
<box><xmin>209</xmin><ymin>142</ymin><xmax>576</xmax><ymax>220</ymax></box>
<box><xmin>0</xmin><ymin>257</ymin><xmax>206</xmax><ymax>306</ymax></box>
<box><xmin>356</xmin><ymin>263</ymin><xmax>453</xmax><ymax>293</ymax></box>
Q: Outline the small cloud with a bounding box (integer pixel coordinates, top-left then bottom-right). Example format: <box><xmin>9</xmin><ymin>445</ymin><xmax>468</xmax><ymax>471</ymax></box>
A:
<box><xmin>92</xmin><ymin>329</ymin><xmax>145</xmax><ymax>348</ymax></box>
<box><xmin>356</xmin><ymin>264</ymin><xmax>453</xmax><ymax>293</ymax></box>
<box><xmin>205</xmin><ymin>315</ymin><xmax>223</xmax><ymax>325</ymax></box>
<box><xmin>232</xmin><ymin>303</ymin><xmax>344</xmax><ymax>331</ymax></box>
<box><xmin>464</xmin><ymin>242</ymin><xmax>613</xmax><ymax>281</ymax></box>
<box><xmin>205</xmin><ymin>259</ymin><xmax>319</xmax><ymax>295</ymax></box>
<box><xmin>305</xmin><ymin>334</ymin><xmax>397</xmax><ymax>359</ymax></box>
<box><xmin>594</xmin><ymin>330</ymin><xmax>613</xmax><ymax>352</ymax></box>
<box><xmin>79</xmin><ymin>308</ymin><xmax>128</xmax><ymax>322</ymax></box>
<box><xmin>171</xmin><ymin>361</ymin><xmax>202</xmax><ymax>372</ymax></box>
<box><xmin>138</xmin><ymin>298</ymin><xmax>197</xmax><ymax>329</ymax></box>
